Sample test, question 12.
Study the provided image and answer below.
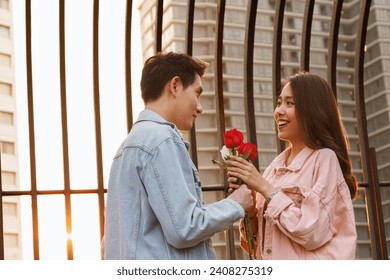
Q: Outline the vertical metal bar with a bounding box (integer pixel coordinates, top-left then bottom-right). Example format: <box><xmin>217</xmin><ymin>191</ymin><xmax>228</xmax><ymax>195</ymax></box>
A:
<box><xmin>214</xmin><ymin>0</ymin><xmax>235</xmax><ymax>260</ymax></box>
<box><xmin>125</xmin><ymin>0</ymin><xmax>134</xmax><ymax>133</ymax></box>
<box><xmin>243</xmin><ymin>0</ymin><xmax>259</xmax><ymax>170</ymax></box>
<box><xmin>185</xmin><ymin>0</ymin><xmax>199</xmax><ymax>167</ymax></box>
<box><xmin>367</xmin><ymin>148</ymin><xmax>388</xmax><ymax>259</ymax></box>
<box><xmin>215</xmin><ymin>0</ymin><xmax>226</xmax><ymax>142</ymax></box>
<box><xmin>300</xmin><ymin>0</ymin><xmax>315</xmax><ymax>71</ymax></box>
<box><xmin>272</xmin><ymin>0</ymin><xmax>286</xmax><ymax>154</ymax></box>
<box><xmin>354</xmin><ymin>0</ymin><xmax>387</xmax><ymax>260</ymax></box>
<box><xmin>185</xmin><ymin>0</ymin><xmax>195</xmax><ymax>56</ymax></box>
<box><xmin>0</xmin><ymin>155</ymin><xmax>4</xmax><ymax>260</ymax></box>
<box><xmin>25</xmin><ymin>0</ymin><xmax>40</xmax><ymax>260</ymax></box>
<box><xmin>59</xmin><ymin>0</ymin><xmax>73</xmax><ymax>260</ymax></box>
<box><xmin>92</xmin><ymin>0</ymin><xmax>105</xmax><ymax>242</ymax></box>
<box><xmin>155</xmin><ymin>0</ymin><xmax>164</xmax><ymax>52</ymax></box>
<box><xmin>327</xmin><ymin>0</ymin><xmax>343</xmax><ymax>97</ymax></box>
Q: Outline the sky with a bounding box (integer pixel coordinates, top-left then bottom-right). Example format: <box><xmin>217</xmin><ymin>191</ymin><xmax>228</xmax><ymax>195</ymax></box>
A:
<box><xmin>12</xmin><ymin>0</ymin><xmax>144</xmax><ymax>259</ymax></box>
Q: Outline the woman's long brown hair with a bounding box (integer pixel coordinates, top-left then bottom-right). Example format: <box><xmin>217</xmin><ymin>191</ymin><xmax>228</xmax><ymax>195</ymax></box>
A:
<box><xmin>286</xmin><ymin>72</ymin><xmax>358</xmax><ymax>200</ymax></box>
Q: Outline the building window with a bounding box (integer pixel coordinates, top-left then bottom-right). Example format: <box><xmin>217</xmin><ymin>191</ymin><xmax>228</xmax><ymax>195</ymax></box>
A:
<box><xmin>0</xmin><ymin>0</ymin><xmax>9</xmax><ymax>10</ymax></box>
<box><xmin>0</xmin><ymin>111</ymin><xmax>13</xmax><ymax>125</ymax></box>
<box><xmin>1</xmin><ymin>171</ymin><xmax>16</xmax><ymax>185</ymax></box>
<box><xmin>0</xmin><ymin>82</ymin><xmax>12</xmax><ymax>96</ymax></box>
<box><xmin>289</xmin><ymin>34</ymin><xmax>297</xmax><ymax>45</ymax></box>
<box><xmin>4</xmin><ymin>233</ymin><xmax>18</xmax><ymax>248</ymax></box>
<box><xmin>0</xmin><ymin>53</ymin><xmax>11</xmax><ymax>67</ymax></box>
<box><xmin>290</xmin><ymin>51</ymin><xmax>298</xmax><ymax>62</ymax></box>
<box><xmin>0</xmin><ymin>24</ymin><xmax>10</xmax><ymax>38</ymax></box>
<box><xmin>287</xmin><ymin>18</ymin><xmax>295</xmax><ymax>28</ymax></box>
<box><xmin>0</xmin><ymin>140</ymin><xmax>15</xmax><ymax>154</ymax></box>
<box><xmin>3</xmin><ymin>202</ymin><xmax>17</xmax><ymax>216</ymax></box>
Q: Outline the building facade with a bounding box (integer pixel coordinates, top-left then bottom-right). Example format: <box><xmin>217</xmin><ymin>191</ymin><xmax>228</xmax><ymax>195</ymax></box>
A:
<box><xmin>138</xmin><ymin>0</ymin><xmax>390</xmax><ymax>259</ymax></box>
<box><xmin>0</xmin><ymin>0</ymin><xmax>22</xmax><ymax>259</ymax></box>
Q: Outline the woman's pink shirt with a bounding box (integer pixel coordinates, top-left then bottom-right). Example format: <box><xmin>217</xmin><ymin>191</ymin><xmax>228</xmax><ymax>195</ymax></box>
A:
<box><xmin>250</xmin><ymin>146</ymin><xmax>357</xmax><ymax>259</ymax></box>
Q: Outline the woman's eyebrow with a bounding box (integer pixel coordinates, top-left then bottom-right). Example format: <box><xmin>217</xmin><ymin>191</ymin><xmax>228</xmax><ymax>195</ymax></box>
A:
<box><xmin>277</xmin><ymin>95</ymin><xmax>294</xmax><ymax>100</ymax></box>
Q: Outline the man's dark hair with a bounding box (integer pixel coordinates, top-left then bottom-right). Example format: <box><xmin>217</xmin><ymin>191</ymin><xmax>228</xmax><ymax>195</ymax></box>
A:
<box><xmin>140</xmin><ymin>52</ymin><xmax>208</xmax><ymax>103</ymax></box>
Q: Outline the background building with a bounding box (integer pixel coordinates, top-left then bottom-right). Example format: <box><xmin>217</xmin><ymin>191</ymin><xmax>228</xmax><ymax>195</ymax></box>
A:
<box><xmin>0</xmin><ymin>0</ymin><xmax>22</xmax><ymax>259</ymax></box>
<box><xmin>138</xmin><ymin>0</ymin><xmax>390</xmax><ymax>259</ymax></box>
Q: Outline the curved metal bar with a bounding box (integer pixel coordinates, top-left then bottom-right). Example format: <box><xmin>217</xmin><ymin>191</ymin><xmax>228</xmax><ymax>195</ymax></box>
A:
<box><xmin>185</xmin><ymin>0</ymin><xmax>199</xmax><ymax>167</ymax></box>
<box><xmin>272</xmin><ymin>0</ymin><xmax>286</xmax><ymax>154</ymax></box>
<box><xmin>125</xmin><ymin>0</ymin><xmax>134</xmax><ymax>132</ymax></box>
<box><xmin>59</xmin><ymin>0</ymin><xmax>73</xmax><ymax>260</ymax></box>
<box><xmin>354</xmin><ymin>0</ymin><xmax>387</xmax><ymax>260</ymax></box>
<box><xmin>185</xmin><ymin>0</ymin><xmax>195</xmax><ymax>55</ymax></box>
<box><xmin>92</xmin><ymin>0</ymin><xmax>105</xmax><ymax>246</ymax></box>
<box><xmin>243</xmin><ymin>0</ymin><xmax>259</xmax><ymax>170</ymax></box>
<box><xmin>155</xmin><ymin>0</ymin><xmax>164</xmax><ymax>52</ymax></box>
<box><xmin>327</xmin><ymin>0</ymin><xmax>343</xmax><ymax>97</ymax></box>
<box><xmin>25</xmin><ymin>0</ymin><xmax>40</xmax><ymax>260</ymax></box>
<box><xmin>215</xmin><ymin>0</ymin><xmax>226</xmax><ymax>146</ymax></box>
<box><xmin>214</xmin><ymin>0</ymin><xmax>235</xmax><ymax>260</ymax></box>
<box><xmin>300</xmin><ymin>0</ymin><xmax>315</xmax><ymax>71</ymax></box>
<box><xmin>367</xmin><ymin>148</ymin><xmax>388</xmax><ymax>259</ymax></box>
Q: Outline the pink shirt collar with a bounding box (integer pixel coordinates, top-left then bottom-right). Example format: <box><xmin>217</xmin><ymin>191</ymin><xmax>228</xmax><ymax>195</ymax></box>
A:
<box><xmin>270</xmin><ymin>146</ymin><xmax>315</xmax><ymax>172</ymax></box>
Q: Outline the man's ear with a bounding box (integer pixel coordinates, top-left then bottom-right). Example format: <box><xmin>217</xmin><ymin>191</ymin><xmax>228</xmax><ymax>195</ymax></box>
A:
<box><xmin>169</xmin><ymin>76</ymin><xmax>181</xmax><ymax>95</ymax></box>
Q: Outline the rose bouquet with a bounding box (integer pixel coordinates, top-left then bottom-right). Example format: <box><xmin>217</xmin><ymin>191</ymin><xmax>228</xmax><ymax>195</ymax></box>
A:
<box><xmin>212</xmin><ymin>128</ymin><xmax>257</xmax><ymax>259</ymax></box>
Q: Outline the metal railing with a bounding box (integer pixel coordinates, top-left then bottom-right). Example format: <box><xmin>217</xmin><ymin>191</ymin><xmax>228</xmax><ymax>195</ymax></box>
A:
<box><xmin>1</xmin><ymin>0</ymin><xmax>389</xmax><ymax>260</ymax></box>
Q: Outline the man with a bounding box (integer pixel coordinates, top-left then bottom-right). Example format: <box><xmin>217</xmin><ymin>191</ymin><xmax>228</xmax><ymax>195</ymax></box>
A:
<box><xmin>104</xmin><ymin>52</ymin><xmax>253</xmax><ymax>259</ymax></box>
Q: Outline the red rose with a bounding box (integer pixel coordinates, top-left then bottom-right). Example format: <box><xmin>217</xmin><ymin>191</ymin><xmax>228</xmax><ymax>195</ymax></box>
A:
<box><xmin>223</xmin><ymin>129</ymin><xmax>244</xmax><ymax>148</ymax></box>
<box><xmin>237</xmin><ymin>142</ymin><xmax>257</xmax><ymax>161</ymax></box>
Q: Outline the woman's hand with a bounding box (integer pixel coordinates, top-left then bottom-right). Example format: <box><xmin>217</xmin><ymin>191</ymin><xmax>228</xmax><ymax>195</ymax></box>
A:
<box><xmin>226</xmin><ymin>155</ymin><xmax>275</xmax><ymax>198</ymax></box>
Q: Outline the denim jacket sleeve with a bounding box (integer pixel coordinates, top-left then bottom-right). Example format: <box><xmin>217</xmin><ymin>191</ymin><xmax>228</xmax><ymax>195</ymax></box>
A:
<box><xmin>142</xmin><ymin>136</ymin><xmax>244</xmax><ymax>249</ymax></box>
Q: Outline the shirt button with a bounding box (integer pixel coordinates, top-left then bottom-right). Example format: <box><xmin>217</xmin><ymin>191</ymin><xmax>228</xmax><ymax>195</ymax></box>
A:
<box><xmin>266</xmin><ymin>248</ymin><xmax>272</xmax><ymax>254</ymax></box>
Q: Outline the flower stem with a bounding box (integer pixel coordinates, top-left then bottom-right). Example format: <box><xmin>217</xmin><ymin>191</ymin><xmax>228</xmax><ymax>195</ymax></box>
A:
<box><xmin>211</xmin><ymin>159</ymin><xmax>227</xmax><ymax>169</ymax></box>
<box><xmin>244</xmin><ymin>212</ymin><xmax>256</xmax><ymax>260</ymax></box>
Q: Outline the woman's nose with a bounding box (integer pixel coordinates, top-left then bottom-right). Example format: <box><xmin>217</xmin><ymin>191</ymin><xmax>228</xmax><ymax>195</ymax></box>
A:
<box><xmin>274</xmin><ymin>104</ymin><xmax>285</xmax><ymax>115</ymax></box>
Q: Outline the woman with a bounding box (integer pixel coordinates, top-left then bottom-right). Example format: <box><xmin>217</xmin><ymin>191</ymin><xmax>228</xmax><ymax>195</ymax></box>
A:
<box><xmin>227</xmin><ymin>72</ymin><xmax>358</xmax><ymax>259</ymax></box>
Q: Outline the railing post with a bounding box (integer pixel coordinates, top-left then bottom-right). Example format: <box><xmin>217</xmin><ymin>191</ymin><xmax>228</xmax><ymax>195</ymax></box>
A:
<box><xmin>352</xmin><ymin>0</ymin><xmax>387</xmax><ymax>259</ymax></box>
<box><xmin>272</xmin><ymin>0</ymin><xmax>286</xmax><ymax>154</ymax></box>
<box><xmin>185</xmin><ymin>0</ymin><xmax>199</xmax><ymax>167</ymax></box>
<box><xmin>25</xmin><ymin>0</ymin><xmax>40</xmax><ymax>260</ymax></box>
<box><xmin>365</xmin><ymin>148</ymin><xmax>388</xmax><ymax>259</ymax></box>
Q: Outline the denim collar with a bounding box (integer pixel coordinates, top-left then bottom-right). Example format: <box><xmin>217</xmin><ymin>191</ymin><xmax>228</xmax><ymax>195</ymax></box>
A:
<box><xmin>135</xmin><ymin>109</ymin><xmax>175</xmax><ymax>128</ymax></box>
<box><xmin>135</xmin><ymin>109</ymin><xmax>190</xmax><ymax>150</ymax></box>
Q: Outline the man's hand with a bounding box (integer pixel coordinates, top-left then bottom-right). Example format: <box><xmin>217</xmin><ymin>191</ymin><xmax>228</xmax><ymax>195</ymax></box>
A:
<box><xmin>227</xmin><ymin>184</ymin><xmax>254</xmax><ymax>212</ymax></box>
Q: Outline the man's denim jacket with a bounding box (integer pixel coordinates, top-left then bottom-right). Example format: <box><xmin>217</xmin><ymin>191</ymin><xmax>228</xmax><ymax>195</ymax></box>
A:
<box><xmin>104</xmin><ymin>109</ymin><xmax>244</xmax><ymax>259</ymax></box>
